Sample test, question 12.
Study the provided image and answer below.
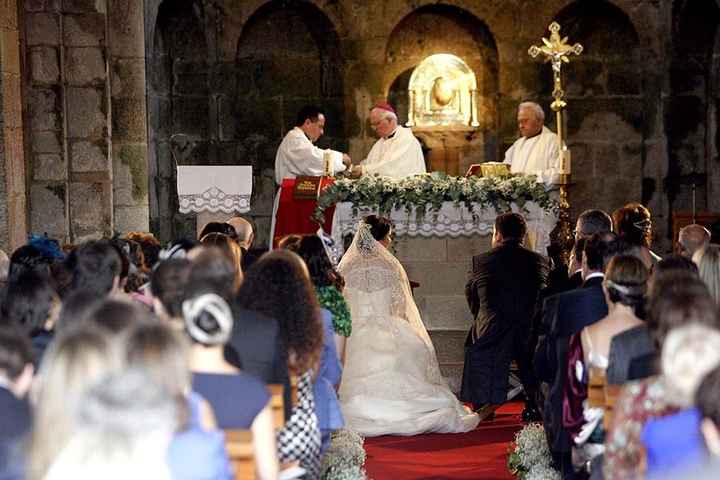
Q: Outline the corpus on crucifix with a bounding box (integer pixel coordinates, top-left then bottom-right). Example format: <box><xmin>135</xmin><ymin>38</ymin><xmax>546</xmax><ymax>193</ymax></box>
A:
<box><xmin>528</xmin><ymin>21</ymin><xmax>583</xmax><ymax>261</ymax></box>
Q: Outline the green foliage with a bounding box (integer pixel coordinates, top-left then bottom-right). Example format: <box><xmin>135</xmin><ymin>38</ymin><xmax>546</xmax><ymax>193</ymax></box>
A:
<box><xmin>314</xmin><ymin>173</ymin><xmax>558</xmax><ymax>224</ymax></box>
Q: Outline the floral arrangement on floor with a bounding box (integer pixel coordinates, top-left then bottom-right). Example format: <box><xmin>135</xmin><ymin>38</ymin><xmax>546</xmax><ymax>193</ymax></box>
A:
<box><xmin>507</xmin><ymin>423</ymin><xmax>561</xmax><ymax>480</ymax></box>
<box><xmin>313</xmin><ymin>172</ymin><xmax>557</xmax><ymax>224</ymax></box>
<box><xmin>320</xmin><ymin>429</ymin><xmax>368</xmax><ymax>480</ymax></box>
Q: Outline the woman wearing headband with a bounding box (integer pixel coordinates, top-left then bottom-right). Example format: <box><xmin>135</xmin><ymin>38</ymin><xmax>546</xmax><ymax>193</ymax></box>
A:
<box><xmin>184</xmin><ymin>284</ymin><xmax>279</xmax><ymax>480</ymax></box>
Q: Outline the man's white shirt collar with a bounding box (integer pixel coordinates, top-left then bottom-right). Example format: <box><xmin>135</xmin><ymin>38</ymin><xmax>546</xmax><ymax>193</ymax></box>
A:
<box><xmin>584</xmin><ymin>272</ymin><xmax>605</xmax><ymax>281</ymax></box>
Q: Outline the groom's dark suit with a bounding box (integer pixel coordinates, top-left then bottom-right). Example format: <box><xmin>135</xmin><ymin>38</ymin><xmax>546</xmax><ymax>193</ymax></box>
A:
<box><xmin>460</xmin><ymin>239</ymin><xmax>548</xmax><ymax>406</ymax></box>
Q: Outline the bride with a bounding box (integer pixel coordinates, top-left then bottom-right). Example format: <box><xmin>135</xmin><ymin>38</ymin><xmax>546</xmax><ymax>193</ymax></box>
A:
<box><xmin>337</xmin><ymin>215</ymin><xmax>479</xmax><ymax>436</ymax></box>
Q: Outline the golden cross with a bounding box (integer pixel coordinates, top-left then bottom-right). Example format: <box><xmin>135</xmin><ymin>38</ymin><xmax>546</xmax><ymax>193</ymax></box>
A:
<box><xmin>529</xmin><ymin>22</ymin><xmax>583</xmax><ymax>112</ymax></box>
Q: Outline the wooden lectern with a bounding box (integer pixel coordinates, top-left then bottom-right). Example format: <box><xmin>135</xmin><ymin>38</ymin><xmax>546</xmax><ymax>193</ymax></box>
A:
<box><xmin>176</xmin><ymin>165</ymin><xmax>253</xmax><ymax>235</ymax></box>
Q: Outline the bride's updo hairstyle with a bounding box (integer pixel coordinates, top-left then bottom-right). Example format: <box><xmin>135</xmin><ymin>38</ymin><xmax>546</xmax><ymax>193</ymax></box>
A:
<box><xmin>237</xmin><ymin>250</ymin><xmax>323</xmax><ymax>374</ymax></box>
<box><xmin>603</xmin><ymin>255</ymin><xmax>648</xmax><ymax>317</ymax></box>
<box><xmin>363</xmin><ymin>215</ymin><xmax>392</xmax><ymax>242</ymax></box>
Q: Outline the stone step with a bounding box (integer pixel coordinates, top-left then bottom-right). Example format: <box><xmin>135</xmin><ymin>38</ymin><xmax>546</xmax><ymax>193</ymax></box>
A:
<box><xmin>428</xmin><ymin>329</ymin><xmax>467</xmax><ymax>395</ymax></box>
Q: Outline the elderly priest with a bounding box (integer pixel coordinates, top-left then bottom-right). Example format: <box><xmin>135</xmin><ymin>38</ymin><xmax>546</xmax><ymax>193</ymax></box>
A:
<box><xmin>503</xmin><ymin>101</ymin><xmax>561</xmax><ymax>186</ymax></box>
<box><xmin>351</xmin><ymin>102</ymin><xmax>426</xmax><ymax>179</ymax></box>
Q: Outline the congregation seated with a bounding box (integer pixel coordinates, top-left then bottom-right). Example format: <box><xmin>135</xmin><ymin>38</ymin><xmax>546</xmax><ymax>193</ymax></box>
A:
<box><xmin>184</xmin><ymin>289</ymin><xmax>278</xmax><ymax>479</ymax></box>
<box><xmin>125</xmin><ymin>321</ymin><xmax>233</xmax><ymax>480</ymax></box>
<box><xmin>0</xmin><ymin>328</ymin><xmax>33</xmax><ymax>480</ymax></box>
<box><xmin>640</xmin><ymin>324</ymin><xmax>720</xmax><ymax>477</ymax></box>
<box><xmin>603</xmin><ymin>271</ymin><xmax>720</xmax><ymax>478</ymax></box>
<box><xmin>282</xmin><ymin>235</ymin><xmax>346</xmax><ymax>452</ymax></box>
<box><xmin>612</xmin><ymin>203</ymin><xmax>660</xmax><ymax>268</ymax></box>
<box><xmin>0</xmin><ymin>271</ymin><xmax>59</xmax><ymax>365</ymax></box>
<box><xmin>563</xmin><ymin>255</ymin><xmax>648</xmax><ymax>470</ymax></box>
<box><xmin>44</xmin><ymin>369</ymin><xmax>178</xmax><ymax>480</ymax></box>
<box><xmin>238</xmin><ymin>250</ymin><xmax>324</xmax><ymax>478</ymax></box>
<box><xmin>694</xmin><ymin>243</ymin><xmax>720</xmax><ymax>304</ymax></box>
<box><xmin>607</xmin><ymin>254</ymin><xmax>699</xmax><ymax>385</ymax></box>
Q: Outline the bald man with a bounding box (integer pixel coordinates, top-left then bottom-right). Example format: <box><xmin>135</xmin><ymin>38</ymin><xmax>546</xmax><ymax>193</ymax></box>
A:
<box><xmin>226</xmin><ymin>217</ymin><xmax>253</xmax><ymax>250</ymax></box>
<box><xmin>677</xmin><ymin>224</ymin><xmax>711</xmax><ymax>258</ymax></box>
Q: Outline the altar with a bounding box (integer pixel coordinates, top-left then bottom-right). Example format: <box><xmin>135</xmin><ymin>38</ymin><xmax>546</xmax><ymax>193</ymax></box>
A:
<box><xmin>330</xmin><ymin>201</ymin><xmax>557</xmax><ymax>332</ymax></box>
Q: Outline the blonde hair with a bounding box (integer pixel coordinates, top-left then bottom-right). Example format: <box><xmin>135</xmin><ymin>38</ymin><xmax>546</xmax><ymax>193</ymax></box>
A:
<box><xmin>200</xmin><ymin>233</ymin><xmax>244</xmax><ymax>291</ymax></box>
<box><xmin>29</xmin><ymin>328</ymin><xmax>122</xmax><ymax>480</ymax></box>
<box><xmin>662</xmin><ymin>324</ymin><xmax>720</xmax><ymax>407</ymax></box>
<box><xmin>696</xmin><ymin>244</ymin><xmax>720</xmax><ymax>304</ymax></box>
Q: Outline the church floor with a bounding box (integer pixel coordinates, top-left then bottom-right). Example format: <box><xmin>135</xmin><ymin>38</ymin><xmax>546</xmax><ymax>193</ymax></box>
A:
<box><xmin>364</xmin><ymin>402</ymin><xmax>523</xmax><ymax>479</ymax></box>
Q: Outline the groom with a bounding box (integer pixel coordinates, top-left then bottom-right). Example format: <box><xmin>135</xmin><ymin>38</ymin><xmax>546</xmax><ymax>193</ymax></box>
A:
<box><xmin>460</xmin><ymin>212</ymin><xmax>548</xmax><ymax>421</ymax></box>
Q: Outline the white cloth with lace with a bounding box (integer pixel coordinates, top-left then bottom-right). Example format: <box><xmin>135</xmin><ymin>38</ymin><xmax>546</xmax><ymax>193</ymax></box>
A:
<box><xmin>337</xmin><ymin>221</ymin><xmax>479</xmax><ymax>436</ymax></box>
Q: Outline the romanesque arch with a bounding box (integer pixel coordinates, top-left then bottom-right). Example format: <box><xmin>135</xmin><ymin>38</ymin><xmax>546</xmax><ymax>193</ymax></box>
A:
<box><xmin>234</xmin><ymin>0</ymin><xmax>345</xmax><ymax>244</ymax></box>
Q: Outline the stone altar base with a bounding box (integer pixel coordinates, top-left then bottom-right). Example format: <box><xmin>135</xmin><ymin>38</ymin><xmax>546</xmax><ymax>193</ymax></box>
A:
<box><xmin>393</xmin><ymin>234</ymin><xmax>493</xmax><ymax>392</ymax></box>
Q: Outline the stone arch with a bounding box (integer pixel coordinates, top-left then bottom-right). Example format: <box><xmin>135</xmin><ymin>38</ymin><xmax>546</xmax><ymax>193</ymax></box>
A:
<box><xmin>384</xmin><ymin>4</ymin><xmax>500</xmax><ymax>174</ymax></box>
<box><xmin>234</xmin><ymin>0</ymin><xmax>345</xmax><ymax>245</ymax></box>
<box><xmin>546</xmin><ymin>0</ymin><xmax>645</xmax><ymax>224</ymax></box>
<box><xmin>667</xmin><ymin>0</ymin><xmax>720</xmax><ymax>217</ymax></box>
<box><xmin>147</xmin><ymin>0</ymin><xmax>211</xmax><ymax>241</ymax></box>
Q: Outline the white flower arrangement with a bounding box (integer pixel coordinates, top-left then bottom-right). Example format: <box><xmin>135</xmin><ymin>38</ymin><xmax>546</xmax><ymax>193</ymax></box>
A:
<box><xmin>507</xmin><ymin>423</ymin><xmax>560</xmax><ymax>479</ymax></box>
<box><xmin>313</xmin><ymin>172</ymin><xmax>557</xmax><ymax>224</ymax></box>
<box><xmin>321</xmin><ymin>429</ymin><xmax>368</xmax><ymax>480</ymax></box>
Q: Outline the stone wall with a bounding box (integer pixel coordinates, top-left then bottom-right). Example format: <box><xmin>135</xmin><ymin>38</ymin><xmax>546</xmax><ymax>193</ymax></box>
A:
<box><xmin>139</xmin><ymin>0</ymin><xmax>719</xmax><ymax>254</ymax></box>
<box><xmin>8</xmin><ymin>0</ymin><xmax>718</xmax><ymax>252</ymax></box>
<box><xmin>0</xmin><ymin>0</ymin><xmax>27</xmax><ymax>252</ymax></box>
<box><xmin>22</xmin><ymin>0</ymin><xmax>148</xmax><ymax>244</ymax></box>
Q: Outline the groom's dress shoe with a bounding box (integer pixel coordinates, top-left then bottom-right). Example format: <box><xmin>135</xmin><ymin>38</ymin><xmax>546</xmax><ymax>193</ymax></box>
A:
<box><xmin>474</xmin><ymin>404</ymin><xmax>497</xmax><ymax>421</ymax></box>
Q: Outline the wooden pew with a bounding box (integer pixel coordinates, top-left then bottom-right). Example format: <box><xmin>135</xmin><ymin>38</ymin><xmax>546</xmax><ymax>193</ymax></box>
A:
<box><xmin>603</xmin><ymin>384</ymin><xmax>622</xmax><ymax>431</ymax></box>
<box><xmin>225</xmin><ymin>429</ymin><xmax>255</xmax><ymax>480</ymax></box>
<box><xmin>587</xmin><ymin>367</ymin><xmax>606</xmax><ymax>408</ymax></box>
<box><xmin>267</xmin><ymin>384</ymin><xmax>285</xmax><ymax>431</ymax></box>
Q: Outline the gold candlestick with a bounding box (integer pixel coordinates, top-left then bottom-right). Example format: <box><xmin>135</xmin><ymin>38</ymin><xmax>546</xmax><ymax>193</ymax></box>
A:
<box><xmin>529</xmin><ymin>22</ymin><xmax>582</xmax><ymax>265</ymax></box>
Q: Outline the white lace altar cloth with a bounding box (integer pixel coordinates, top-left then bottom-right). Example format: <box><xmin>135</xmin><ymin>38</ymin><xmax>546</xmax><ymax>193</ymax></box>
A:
<box><xmin>330</xmin><ymin>201</ymin><xmax>557</xmax><ymax>255</ymax></box>
<box><xmin>177</xmin><ymin>165</ymin><xmax>252</xmax><ymax>214</ymax></box>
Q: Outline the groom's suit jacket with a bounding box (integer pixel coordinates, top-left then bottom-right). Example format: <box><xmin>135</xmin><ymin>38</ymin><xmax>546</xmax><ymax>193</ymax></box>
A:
<box><xmin>461</xmin><ymin>239</ymin><xmax>548</xmax><ymax>405</ymax></box>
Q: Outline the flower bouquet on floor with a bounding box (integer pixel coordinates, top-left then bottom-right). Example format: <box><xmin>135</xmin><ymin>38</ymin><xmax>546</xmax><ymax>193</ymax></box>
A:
<box><xmin>320</xmin><ymin>429</ymin><xmax>368</xmax><ymax>480</ymax></box>
<box><xmin>507</xmin><ymin>423</ymin><xmax>560</xmax><ymax>480</ymax></box>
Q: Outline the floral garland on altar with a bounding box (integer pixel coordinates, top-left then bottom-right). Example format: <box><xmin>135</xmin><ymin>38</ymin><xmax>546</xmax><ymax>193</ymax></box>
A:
<box><xmin>313</xmin><ymin>173</ymin><xmax>558</xmax><ymax>224</ymax></box>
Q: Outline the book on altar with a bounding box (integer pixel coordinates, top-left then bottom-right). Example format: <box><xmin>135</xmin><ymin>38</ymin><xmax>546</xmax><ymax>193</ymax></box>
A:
<box><xmin>293</xmin><ymin>176</ymin><xmax>323</xmax><ymax>200</ymax></box>
<box><xmin>465</xmin><ymin>162</ymin><xmax>510</xmax><ymax>178</ymax></box>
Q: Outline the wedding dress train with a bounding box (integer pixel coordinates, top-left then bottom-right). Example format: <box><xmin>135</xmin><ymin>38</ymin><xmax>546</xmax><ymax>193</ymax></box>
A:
<box><xmin>337</xmin><ymin>223</ymin><xmax>479</xmax><ymax>436</ymax></box>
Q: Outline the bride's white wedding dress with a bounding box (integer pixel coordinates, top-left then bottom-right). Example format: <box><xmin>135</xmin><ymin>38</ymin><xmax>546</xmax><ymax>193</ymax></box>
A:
<box><xmin>337</xmin><ymin>223</ymin><xmax>479</xmax><ymax>436</ymax></box>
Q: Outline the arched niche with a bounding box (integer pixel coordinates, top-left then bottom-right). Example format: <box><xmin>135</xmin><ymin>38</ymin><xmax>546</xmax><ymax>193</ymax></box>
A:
<box><xmin>147</xmin><ymin>0</ymin><xmax>210</xmax><ymax>242</ymax></box>
<box><xmin>667</xmin><ymin>0</ymin><xmax>720</xmax><ymax>214</ymax></box>
<box><xmin>385</xmin><ymin>4</ymin><xmax>498</xmax><ymax>129</ymax></box>
<box><xmin>550</xmin><ymin>1</ymin><xmax>645</xmax><ymax>222</ymax></box>
<box><xmin>234</xmin><ymin>1</ymin><xmax>345</xmax><ymax>246</ymax></box>
<box><xmin>384</xmin><ymin>4</ymin><xmax>499</xmax><ymax>174</ymax></box>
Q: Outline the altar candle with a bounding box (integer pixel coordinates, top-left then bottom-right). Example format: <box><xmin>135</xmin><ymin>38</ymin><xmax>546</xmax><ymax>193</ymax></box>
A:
<box><xmin>560</xmin><ymin>147</ymin><xmax>571</xmax><ymax>175</ymax></box>
<box><xmin>323</xmin><ymin>150</ymin><xmax>333</xmax><ymax>176</ymax></box>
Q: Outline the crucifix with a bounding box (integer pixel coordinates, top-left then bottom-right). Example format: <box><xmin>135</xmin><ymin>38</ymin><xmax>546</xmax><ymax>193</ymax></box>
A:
<box><xmin>529</xmin><ymin>22</ymin><xmax>583</xmax><ymax>263</ymax></box>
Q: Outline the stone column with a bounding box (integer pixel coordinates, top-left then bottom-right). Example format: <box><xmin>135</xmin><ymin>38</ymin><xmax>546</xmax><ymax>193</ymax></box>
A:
<box><xmin>109</xmin><ymin>0</ymin><xmax>149</xmax><ymax>234</ymax></box>
<box><xmin>0</xmin><ymin>0</ymin><xmax>28</xmax><ymax>252</ymax></box>
<box><xmin>23</xmin><ymin>0</ymin><xmax>149</xmax><ymax>243</ymax></box>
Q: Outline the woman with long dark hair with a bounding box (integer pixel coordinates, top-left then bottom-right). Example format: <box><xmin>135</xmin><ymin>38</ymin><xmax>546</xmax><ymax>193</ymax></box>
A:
<box><xmin>238</xmin><ymin>250</ymin><xmax>323</xmax><ymax>478</ymax></box>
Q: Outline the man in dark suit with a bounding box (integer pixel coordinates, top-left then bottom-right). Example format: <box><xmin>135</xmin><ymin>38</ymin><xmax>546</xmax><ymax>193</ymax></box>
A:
<box><xmin>0</xmin><ymin>329</ymin><xmax>34</xmax><ymax>480</ymax></box>
<box><xmin>534</xmin><ymin>234</ymin><xmax>613</xmax><ymax>479</ymax></box>
<box><xmin>461</xmin><ymin>212</ymin><xmax>548</xmax><ymax>420</ymax></box>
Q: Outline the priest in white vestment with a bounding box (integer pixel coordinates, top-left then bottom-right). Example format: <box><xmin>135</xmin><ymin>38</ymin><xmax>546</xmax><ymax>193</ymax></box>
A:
<box><xmin>274</xmin><ymin>105</ymin><xmax>351</xmax><ymax>185</ymax></box>
<box><xmin>503</xmin><ymin>102</ymin><xmax>561</xmax><ymax>186</ymax></box>
<box><xmin>353</xmin><ymin>103</ymin><xmax>426</xmax><ymax>179</ymax></box>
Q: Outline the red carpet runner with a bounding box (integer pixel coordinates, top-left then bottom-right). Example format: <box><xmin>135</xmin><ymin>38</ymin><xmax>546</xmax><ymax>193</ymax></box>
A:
<box><xmin>363</xmin><ymin>402</ymin><xmax>524</xmax><ymax>479</ymax></box>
